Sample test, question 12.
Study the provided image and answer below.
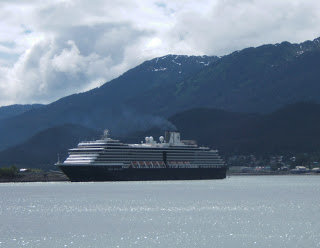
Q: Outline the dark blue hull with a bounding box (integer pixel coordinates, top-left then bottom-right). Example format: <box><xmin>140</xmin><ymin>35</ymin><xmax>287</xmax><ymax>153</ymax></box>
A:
<box><xmin>59</xmin><ymin>165</ymin><xmax>227</xmax><ymax>182</ymax></box>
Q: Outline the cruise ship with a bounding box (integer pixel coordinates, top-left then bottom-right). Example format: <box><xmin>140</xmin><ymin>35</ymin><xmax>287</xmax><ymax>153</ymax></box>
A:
<box><xmin>57</xmin><ymin>130</ymin><xmax>226</xmax><ymax>181</ymax></box>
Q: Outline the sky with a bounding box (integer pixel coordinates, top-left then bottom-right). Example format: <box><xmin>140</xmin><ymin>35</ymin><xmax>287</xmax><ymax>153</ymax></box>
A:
<box><xmin>0</xmin><ymin>0</ymin><xmax>320</xmax><ymax>107</ymax></box>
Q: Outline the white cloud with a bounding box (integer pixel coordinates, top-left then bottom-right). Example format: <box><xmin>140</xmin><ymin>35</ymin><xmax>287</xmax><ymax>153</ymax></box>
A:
<box><xmin>0</xmin><ymin>0</ymin><xmax>320</xmax><ymax>106</ymax></box>
<box><xmin>52</xmin><ymin>40</ymin><xmax>86</xmax><ymax>74</ymax></box>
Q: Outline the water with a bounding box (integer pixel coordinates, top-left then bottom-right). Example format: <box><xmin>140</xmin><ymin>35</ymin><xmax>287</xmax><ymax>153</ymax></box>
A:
<box><xmin>0</xmin><ymin>176</ymin><xmax>320</xmax><ymax>248</ymax></box>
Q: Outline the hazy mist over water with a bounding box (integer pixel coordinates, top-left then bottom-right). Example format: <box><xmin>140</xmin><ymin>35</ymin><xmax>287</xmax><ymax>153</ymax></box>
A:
<box><xmin>0</xmin><ymin>176</ymin><xmax>320</xmax><ymax>247</ymax></box>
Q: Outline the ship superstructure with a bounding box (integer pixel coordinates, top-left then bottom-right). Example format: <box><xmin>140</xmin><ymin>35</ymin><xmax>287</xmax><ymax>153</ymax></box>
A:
<box><xmin>58</xmin><ymin>130</ymin><xmax>226</xmax><ymax>181</ymax></box>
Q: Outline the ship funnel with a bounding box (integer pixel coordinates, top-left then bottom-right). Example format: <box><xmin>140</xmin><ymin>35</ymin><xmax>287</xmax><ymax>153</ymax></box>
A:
<box><xmin>165</xmin><ymin>131</ymin><xmax>182</xmax><ymax>145</ymax></box>
<box><xmin>103</xmin><ymin>129</ymin><xmax>109</xmax><ymax>138</ymax></box>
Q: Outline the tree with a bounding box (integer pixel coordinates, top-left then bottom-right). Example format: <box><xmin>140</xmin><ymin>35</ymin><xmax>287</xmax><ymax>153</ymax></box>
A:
<box><xmin>0</xmin><ymin>165</ymin><xmax>18</xmax><ymax>178</ymax></box>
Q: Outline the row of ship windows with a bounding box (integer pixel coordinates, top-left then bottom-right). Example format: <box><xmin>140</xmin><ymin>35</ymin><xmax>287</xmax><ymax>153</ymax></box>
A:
<box><xmin>69</xmin><ymin>152</ymin><xmax>221</xmax><ymax>158</ymax></box>
<box><xmin>69</xmin><ymin>153</ymin><xmax>219</xmax><ymax>157</ymax></box>
<box><xmin>73</xmin><ymin>147</ymin><xmax>214</xmax><ymax>152</ymax></box>
<box><xmin>64</xmin><ymin>160</ymin><xmax>225</xmax><ymax>166</ymax></box>
<box><xmin>66</xmin><ymin>160</ymin><xmax>224</xmax><ymax>165</ymax></box>
<box><xmin>70</xmin><ymin>148</ymin><xmax>216</xmax><ymax>153</ymax></box>
<box><xmin>68</xmin><ymin>156</ymin><xmax>222</xmax><ymax>161</ymax></box>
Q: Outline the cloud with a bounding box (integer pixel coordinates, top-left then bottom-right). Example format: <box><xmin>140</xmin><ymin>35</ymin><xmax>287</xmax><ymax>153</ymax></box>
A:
<box><xmin>0</xmin><ymin>24</ymin><xmax>149</xmax><ymax>105</ymax></box>
<box><xmin>168</xmin><ymin>0</ymin><xmax>320</xmax><ymax>55</ymax></box>
<box><xmin>0</xmin><ymin>0</ymin><xmax>320</xmax><ymax>106</ymax></box>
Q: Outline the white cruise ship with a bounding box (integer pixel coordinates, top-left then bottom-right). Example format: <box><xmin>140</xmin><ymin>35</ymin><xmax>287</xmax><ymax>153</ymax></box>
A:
<box><xmin>58</xmin><ymin>130</ymin><xmax>226</xmax><ymax>181</ymax></box>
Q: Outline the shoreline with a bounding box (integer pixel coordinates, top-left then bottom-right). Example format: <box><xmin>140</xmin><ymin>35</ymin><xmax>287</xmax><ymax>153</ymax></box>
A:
<box><xmin>1</xmin><ymin>171</ymin><xmax>320</xmax><ymax>183</ymax></box>
<box><xmin>228</xmin><ymin>172</ymin><xmax>320</xmax><ymax>176</ymax></box>
<box><xmin>0</xmin><ymin>172</ymin><xmax>69</xmax><ymax>183</ymax></box>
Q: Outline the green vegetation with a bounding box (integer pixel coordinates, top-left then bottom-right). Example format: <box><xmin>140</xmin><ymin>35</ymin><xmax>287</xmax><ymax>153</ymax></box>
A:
<box><xmin>0</xmin><ymin>165</ymin><xmax>18</xmax><ymax>178</ymax></box>
<box><xmin>226</xmin><ymin>153</ymin><xmax>320</xmax><ymax>171</ymax></box>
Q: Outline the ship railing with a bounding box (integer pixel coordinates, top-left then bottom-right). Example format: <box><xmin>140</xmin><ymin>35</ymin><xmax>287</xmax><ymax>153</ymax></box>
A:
<box><xmin>168</xmin><ymin>164</ymin><xmax>199</xmax><ymax>168</ymax></box>
<box><xmin>129</xmin><ymin>161</ymin><xmax>166</xmax><ymax>169</ymax></box>
<box><xmin>123</xmin><ymin>162</ymin><xmax>223</xmax><ymax>169</ymax></box>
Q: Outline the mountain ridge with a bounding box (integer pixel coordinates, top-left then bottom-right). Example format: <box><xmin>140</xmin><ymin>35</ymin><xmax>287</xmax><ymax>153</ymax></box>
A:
<box><xmin>1</xmin><ymin>102</ymin><xmax>320</xmax><ymax>170</ymax></box>
<box><xmin>0</xmin><ymin>55</ymin><xmax>216</xmax><ymax>150</ymax></box>
<box><xmin>129</xmin><ymin>37</ymin><xmax>320</xmax><ymax>115</ymax></box>
<box><xmin>1</xmin><ymin>37</ymin><xmax>320</xmax><ymax>151</ymax></box>
<box><xmin>0</xmin><ymin>104</ymin><xmax>44</xmax><ymax>120</ymax></box>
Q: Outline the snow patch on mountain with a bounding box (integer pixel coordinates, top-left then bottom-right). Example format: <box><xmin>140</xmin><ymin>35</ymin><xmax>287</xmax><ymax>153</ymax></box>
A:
<box><xmin>172</xmin><ymin>60</ymin><xmax>181</xmax><ymax>66</ymax></box>
<box><xmin>198</xmin><ymin>61</ymin><xmax>210</xmax><ymax>66</ymax></box>
<box><xmin>152</xmin><ymin>67</ymin><xmax>167</xmax><ymax>72</ymax></box>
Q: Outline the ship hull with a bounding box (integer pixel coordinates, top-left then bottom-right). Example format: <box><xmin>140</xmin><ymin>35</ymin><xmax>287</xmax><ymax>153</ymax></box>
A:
<box><xmin>59</xmin><ymin>165</ymin><xmax>227</xmax><ymax>182</ymax></box>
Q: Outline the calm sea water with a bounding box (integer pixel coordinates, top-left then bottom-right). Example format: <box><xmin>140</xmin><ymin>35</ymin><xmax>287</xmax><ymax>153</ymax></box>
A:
<box><xmin>0</xmin><ymin>176</ymin><xmax>320</xmax><ymax>248</ymax></box>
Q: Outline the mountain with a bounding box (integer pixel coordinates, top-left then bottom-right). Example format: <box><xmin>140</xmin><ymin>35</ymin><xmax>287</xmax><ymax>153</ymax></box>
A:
<box><xmin>1</xmin><ymin>102</ymin><xmax>320</xmax><ymax>170</ymax></box>
<box><xmin>129</xmin><ymin>38</ymin><xmax>320</xmax><ymax>115</ymax></box>
<box><xmin>171</xmin><ymin>102</ymin><xmax>320</xmax><ymax>155</ymax></box>
<box><xmin>129</xmin><ymin>102</ymin><xmax>320</xmax><ymax>156</ymax></box>
<box><xmin>0</xmin><ymin>124</ymin><xmax>100</xmax><ymax>170</ymax></box>
<box><xmin>0</xmin><ymin>104</ymin><xmax>44</xmax><ymax>120</ymax></box>
<box><xmin>1</xmin><ymin>37</ymin><xmax>320</xmax><ymax>152</ymax></box>
<box><xmin>0</xmin><ymin>55</ymin><xmax>217</xmax><ymax>150</ymax></box>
